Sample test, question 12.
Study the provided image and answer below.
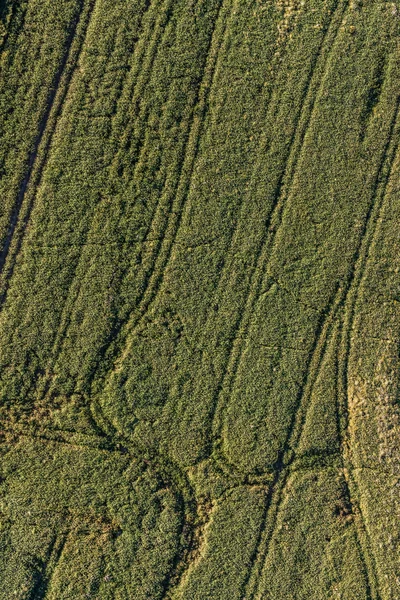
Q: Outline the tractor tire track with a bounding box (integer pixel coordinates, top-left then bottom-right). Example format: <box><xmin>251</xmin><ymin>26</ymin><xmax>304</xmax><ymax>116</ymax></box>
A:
<box><xmin>52</xmin><ymin>0</ymin><xmax>295</xmax><ymax>404</ymax></box>
<box><xmin>336</xmin><ymin>86</ymin><xmax>400</xmax><ymax>600</ymax></box>
<box><xmin>0</xmin><ymin>0</ymin><xmax>23</xmax><ymax>60</ymax></box>
<box><xmin>242</xmin><ymin>301</ymin><xmax>347</xmax><ymax>600</ymax></box>
<box><xmin>94</xmin><ymin>0</ymin><xmax>230</xmax><ymax>386</ymax></box>
<box><xmin>28</xmin><ymin>531</ymin><xmax>69</xmax><ymax>600</ymax></box>
<box><xmin>210</xmin><ymin>0</ymin><xmax>347</xmax><ymax>459</ymax></box>
<box><xmin>0</xmin><ymin>0</ymin><xmax>96</xmax><ymax>308</ymax></box>
<box><xmin>4</xmin><ymin>425</ymin><xmax>198</xmax><ymax>600</ymax></box>
<box><xmin>247</xmin><ymin>58</ymin><xmax>400</xmax><ymax>600</ymax></box>
<box><xmin>242</xmin><ymin>285</ymin><xmax>343</xmax><ymax>600</ymax></box>
<box><xmin>107</xmin><ymin>0</ymin><xmax>174</xmax><ymax>181</ymax></box>
<box><xmin>247</xmin><ymin>292</ymin><xmax>370</xmax><ymax>600</ymax></box>
<box><xmin>81</xmin><ymin>0</ymin><xmax>225</xmax><ymax>392</ymax></box>
<box><xmin>36</xmin><ymin>0</ymin><xmax>158</xmax><ymax>404</ymax></box>
<box><xmin>39</xmin><ymin>0</ymin><xmax>227</xmax><ymax>412</ymax></box>
<box><xmin>42</xmin><ymin>0</ymin><xmax>192</xmax><ymax>401</ymax></box>
<box><xmin>44</xmin><ymin>0</ymin><xmax>226</xmax><ymax>412</ymax></box>
<box><xmin>98</xmin><ymin>0</ymin><xmax>343</xmax><ymax>448</ymax></box>
<box><xmin>114</xmin><ymin>0</ymin><xmax>228</xmax><ymax>335</ymax></box>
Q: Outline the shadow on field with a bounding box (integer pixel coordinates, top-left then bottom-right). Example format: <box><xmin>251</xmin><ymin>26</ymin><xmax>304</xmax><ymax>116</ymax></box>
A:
<box><xmin>0</xmin><ymin>0</ymin><xmax>11</xmax><ymax>21</ymax></box>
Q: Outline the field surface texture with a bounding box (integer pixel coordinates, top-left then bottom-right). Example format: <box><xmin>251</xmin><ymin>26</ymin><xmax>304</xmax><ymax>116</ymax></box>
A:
<box><xmin>1</xmin><ymin>0</ymin><xmax>400</xmax><ymax>598</ymax></box>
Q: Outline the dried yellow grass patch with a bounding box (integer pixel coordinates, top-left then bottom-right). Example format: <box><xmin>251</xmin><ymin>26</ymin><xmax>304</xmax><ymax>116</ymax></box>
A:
<box><xmin>275</xmin><ymin>0</ymin><xmax>303</xmax><ymax>45</ymax></box>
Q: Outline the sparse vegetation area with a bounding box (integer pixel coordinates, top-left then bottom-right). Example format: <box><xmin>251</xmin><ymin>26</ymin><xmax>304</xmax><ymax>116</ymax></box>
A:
<box><xmin>1</xmin><ymin>0</ymin><xmax>400</xmax><ymax>598</ymax></box>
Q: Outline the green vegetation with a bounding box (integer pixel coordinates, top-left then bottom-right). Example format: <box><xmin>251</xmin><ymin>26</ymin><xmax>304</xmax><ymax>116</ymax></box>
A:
<box><xmin>1</xmin><ymin>0</ymin><xmax>400</xmax><ymax>597</ymax></box>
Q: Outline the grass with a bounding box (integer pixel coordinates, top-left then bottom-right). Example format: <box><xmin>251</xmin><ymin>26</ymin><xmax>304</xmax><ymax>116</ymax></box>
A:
<box><xmin>1</xmin><ymin>0</ymin><xmax>400</xmax><ymax>598</ymax></box>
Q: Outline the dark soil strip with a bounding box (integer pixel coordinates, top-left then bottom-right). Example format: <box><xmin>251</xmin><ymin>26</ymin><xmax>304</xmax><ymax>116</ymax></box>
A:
<box><xmin>0</xmin><ymin>0</ymin><xmax>95</xmax><ymax>306</ymax></box>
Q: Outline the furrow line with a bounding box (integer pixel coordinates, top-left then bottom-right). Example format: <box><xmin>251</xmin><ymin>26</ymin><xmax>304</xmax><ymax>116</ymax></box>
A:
<box><xmin>333</xmin><ymin>334</ymin><xmax>378</xmax><ymax>600</ymax></box>
<box><xmin>28</xmin><ymin>532</ymin><xmax>69</xmax><ymax>600</ymax></box>
<box><xmin>1</xmin><ymin>428</ymin><xmax>117</xmax><ymax>453</ymax></box>
<box><xmin>242</xmin><ymin>467</ymin><xmax>289</xmax><ymax>600</ymax></box>
<box><xmin>210</xmin><ymin>0</ymin><xmax>347</xmax><ymax>456</ymax></box>
<box><xmin>0</xmin><ymin>0</ymin><xmax>96</xmax><ymax>308</ymax></box>
<box><xmin>331</xmin><ymin>329</ymin><xmax>376</xmax><ymax>598</ymax></box>
<box><xmin>107</xmin><ymin>0</ymin><xmax>173</xmax><ymax>180</ymax></box>
<box><xmin>241</xmin><ymin>34</ymin><xmax>400</xmax><ymax>600</ymax></box>
<box><xmin>0</xmin><ymin>0</ymin><xmax>20</xmax><ymax>59</ymax></box>
<box><xmin>26</xmin><ymin>534</ymin><xmax>58</xmax><ymax>600</ymax></box>
<box><xmin>243</xmin><ymin>286</ymin><xmax>343</xmax><ymax>600</ymax></box>
<box><xmin>142</xmin><ymin>455</ymin><xmax>200</xmax><ymax>600</ymax></box>
<box><xmin>337</xmin><ymin>89</ymin><xmax>400</xmax><ymax>600</ymax></box>
<box><xmin>36</xmin><ymin>0</ymin><xmax>159</xmax><ymax>404</ymax></box>
<box><xmin>90</xmin><ymin>397</ymin><xmax>122</xmax><ymax>439</ymax></box>
<box><xmin>89</xmin><ymin>0</ymin><xmax>176</xmax><ymax>297</ymax></box>
<box><xmin>247</xmin><ymin>72</ymin><xmax>400</xmax><ymax>600</ymax></box>
<box><xmin>339</xmin><ymin>97</ymin><xmax>400</xmax><ymax>387</ymax></box>
<box><xmin>101</xmin><ymin>0</ymin><xmax>230</xmax><ymax>377</ymax></box>
<box><xmin>46</xmin><ymin>0</ymin><xmax>225</xmax><ymax>411</ymax></box>
<box><xmin>159</xmin><ymin>488</ymin><xmax>196</xmax><ymax>600</ymax></box>
<box><xmin>141</xmin><ymin>0</ymin><xmax>294</xmax><ymax>342</ymax></box>
<box><xmin>284</xmin><ymin>288</ymin><xmax>343</xmax><ymax>461</ymax></box>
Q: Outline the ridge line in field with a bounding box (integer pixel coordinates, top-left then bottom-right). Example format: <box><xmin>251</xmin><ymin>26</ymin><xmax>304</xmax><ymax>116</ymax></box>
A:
<box><xmin>0</xmin><ymin>0</ymin><xmax>96</xmax><ymax>308</ymax></box>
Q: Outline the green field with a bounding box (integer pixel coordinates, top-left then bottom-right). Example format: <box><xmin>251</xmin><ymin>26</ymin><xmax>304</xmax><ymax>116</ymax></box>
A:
<box><xmin>1</xmin><ymin>0</ymin><xmax>400</xmax><ymax>597</ymax></box>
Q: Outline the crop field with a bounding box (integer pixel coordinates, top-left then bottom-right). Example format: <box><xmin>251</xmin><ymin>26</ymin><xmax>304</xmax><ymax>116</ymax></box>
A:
<box><xmin>1</xmin><ymin>0</ymin><xmax>400</xmax><ymax>597</ymax></box>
